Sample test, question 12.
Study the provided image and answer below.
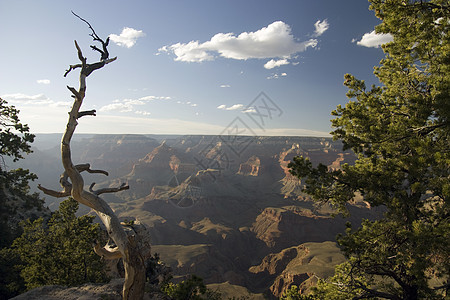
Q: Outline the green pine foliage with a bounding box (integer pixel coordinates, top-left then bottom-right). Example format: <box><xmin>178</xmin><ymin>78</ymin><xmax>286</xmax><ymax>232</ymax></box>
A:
<box><xmin>0</xmin><ymin>98</ymin><xmax>45</xmax><ymax>249</ymax></box>
<box><xmin>0</xmin><ymin>247</ymin><xmax>24</xmax><ymax>299</ymax></box>
<box><xmin>289</xmin><ymin>0</ymin><xmax>449</xmax><ymax>299</ymax></box>
<box><xmin>161</xmin><ymin>275</ymin><xmax>222</xmax><ymax>300</ymax></box>
<box><xmin>0</xmin><ymin>98</ymin><xmax>34</xmax><ymax>165</ymax></box>
<box><xmin>280</xmin><ymin>285</ymin><xmax>319</xmax><ymax>299</ymax></box>
<box><xmin>12</xmin><ymin>198</ymin><xmax>109</xmax><ymax>290</ymax></box>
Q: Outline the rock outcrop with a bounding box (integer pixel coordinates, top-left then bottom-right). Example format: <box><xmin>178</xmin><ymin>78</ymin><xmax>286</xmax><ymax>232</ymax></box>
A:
<box><xmin>250</xmin><ymin>241</ymin><xmax>346</xmax><ymax>297</ymax></box>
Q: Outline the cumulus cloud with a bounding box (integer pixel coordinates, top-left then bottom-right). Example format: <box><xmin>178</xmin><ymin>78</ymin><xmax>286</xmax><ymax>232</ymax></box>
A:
<box><xmin>99</xmin><ymin>95</ymin><xmax>170</xmax><ymax>113</ymax></box>
<box><xmin>37</xmin><ymin>79</ymin><xmax>51</xmax><ymax>85</ymax></box>
<box><xmin>109</xmin><ymin>27</ymin><xmax>145</xmax><ymax>48</ymax></box>
<box><xmin>267</xmin><ymin>72</ymin><xmax>287</xmax><ymax>80</ymax></box>
<box><xmin>354</xmin><ymin>30</ymin><xmax>393</xmax><ymax>48</ymax></box>
<box><xmin>264</xmin><ymin>58</ymin><xmax>290</xmax><ymax>69</ymax></box>
<box><xmin>242</xmin><ymin>107</ymin><xmax>256</xmax><ymax>113</ymax></box>
<box><xmin>220</xmin><ymin>84</ymin><xmax>231</xmax><ymax>88</ymax></box>
<box><xmin>1</xmin><ymin>93</ymin><xmax>52</xmax><ymax>105</ymax></box>
<box><xmin>217</xmin><ymin>104</ymin><xmax>258</xmax><ymax>114</ymax></box>
<box><xmin>1</xmin><ymin>93</ymin><xmax>72</xmax><ymax>109</ymax></box>
<box><xmin>2</xmin><ymin>93</ymin><xmax>48</xmax><ymax>101</ymax></box>
<box><xmin>139</xmin><ymin>95</ymin><xmax>171</xmax><ymax>101</ymax></box>
<box><xmin>313</xmin><ymin>19</ymin><xmax>329</xmax><ymax>37</ymax></box>
<box><xmin>176</xmin><ymin>100</ymin><xmax>198</xmax><ymax>107</ymax></box>
<box><xmin>217</xmin><ymin>104</ymin><xmax>246</xmax><ymax>111</ymax></box>
<box><xmin>159</xmin><ymin>21</ymin><xmax>318</xmax><ymax>63</ymax></box>
<box><xmin>135</xmin><ymin>110</ymin><xmax>151</xmax><ymax>116</ymax></box>
<box><xmin>159</xmin><ymin>42</ymin><xmax>214</xmax><ymax>62</ymax></box>
<box><xmin>100</xmin><ymin>102</ymin><xmax>134</xmax><ymax>112</ymax></box>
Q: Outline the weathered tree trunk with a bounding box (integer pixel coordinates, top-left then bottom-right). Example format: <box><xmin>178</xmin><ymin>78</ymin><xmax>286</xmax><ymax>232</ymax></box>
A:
<box><xmin>38</xmin><ymin>36</ymin><xmax>151</xmax><ymax>299</ymax></box>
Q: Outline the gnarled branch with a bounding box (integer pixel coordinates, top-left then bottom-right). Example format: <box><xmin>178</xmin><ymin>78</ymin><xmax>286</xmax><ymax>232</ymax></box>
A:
<box><xmin>38</xmin><ymin>163</ymin><xmax>109</xmax><ymax>198</ymax></box>
<box><xmin>77</xmin><ymin>110</ymin><xmax>97</xmax><ymax>118</ymax></box>
<box><xmin>89</xmin><ymin>182</ymin><xmax>129</xmax><ymax>195</ymax></box>
<box><xmin>94</xmin><ymin>242</ymin><xmax>123</xmax><ymax>260</ymax></box>
<box><xmin>37</xmin><ymin>184</ymin><xmax>71</xmax><ymax>198</ymax></box>
<box><xmin>72</xmin><ymin>10</ymin><xmax>110</xmax><ymax>61</ymax></box>
<box><xmin>64</xmin><ymin>64</ymin><xmax>83</xmax><ymax>77</ymax></box>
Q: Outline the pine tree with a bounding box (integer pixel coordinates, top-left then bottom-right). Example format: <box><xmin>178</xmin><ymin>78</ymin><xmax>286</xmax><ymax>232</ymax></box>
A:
<box><xmin>289</xmin><ymin>1</ymin><xmax>449</xmax><ymax>299</ymax></box>
<box><xmin>12</xmin><ymin>198</ymin><xmax>108</xmax><ymax>290</ymax></box>
<box><xmin>0</xmin><ymin>97</ymin><xmax>45</xmax><ymax>248</ymax></box>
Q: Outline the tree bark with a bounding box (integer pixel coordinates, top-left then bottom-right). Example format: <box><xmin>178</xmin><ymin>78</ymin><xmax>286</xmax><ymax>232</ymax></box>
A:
<box><xmin>38</xmin><ymin>39</ymin><xmax>150</xmax><ymax>300</ymax></box>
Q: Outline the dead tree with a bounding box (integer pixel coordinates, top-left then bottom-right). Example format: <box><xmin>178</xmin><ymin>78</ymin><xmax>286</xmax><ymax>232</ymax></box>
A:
<box><xmin>38</xmin><ymin>16</ymin><xmax>151</xmax><ymax>300</ymax></box>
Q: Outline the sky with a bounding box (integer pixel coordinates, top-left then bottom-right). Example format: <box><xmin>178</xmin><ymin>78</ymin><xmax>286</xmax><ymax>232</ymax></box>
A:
<box><xmin>0</xmin><ymin>0</ymin><xmax>393</xmax><ymax>137</ymax></box>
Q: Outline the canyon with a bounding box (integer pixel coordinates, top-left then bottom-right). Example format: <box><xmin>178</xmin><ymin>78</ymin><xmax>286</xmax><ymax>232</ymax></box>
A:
<box><xmin>14</xmin><ymin>134</ymin><xmax>381</xmax><ymax>298</ymax></box>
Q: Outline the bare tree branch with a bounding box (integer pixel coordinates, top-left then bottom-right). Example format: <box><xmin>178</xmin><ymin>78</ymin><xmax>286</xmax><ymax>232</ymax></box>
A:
<box><xmin>64</xmin><ymin>64</ymin><xmax>82</xmax><ymax>77</ymax></box>
<box><xmin>37</xmin><ymin>184</ymin><xmax>71</xmax><ymax>198</ymax></box>
<box><xmin>89</xmin><ymin>182</ymin><xmax>129</xmax><ymax>195</ymax></box>
<box><xmin>38</xmin><ymin>163</ymin><xmax>109</xmax><ymax>198</ymax></box>
<box><xmin>77</xmin><ymin>110</ymin><xmax>97</xmax><ymax>118</ymax></box>
<box><xmin>72</xmin><ymin>10</ymin><xmax>110</xmax><ymax>61</ymax></box>
<box><xmin>75</xmin><ymin>163</ymin><xmax>109</xmax><ymax>176</ymax></box>
<box><xmin>67</xmin><ymin>86</ymin><xmax>81</xmax><ymax>98</ymax></box>
<box><xmin>94</xmin><ymin>242</ymin><xmax>122</xmax><ymax>260</ymax></box>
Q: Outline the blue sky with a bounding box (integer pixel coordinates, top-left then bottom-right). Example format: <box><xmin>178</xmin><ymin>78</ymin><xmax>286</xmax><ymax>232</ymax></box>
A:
<box><xmin>0</xmin><ymin>0</ymin><xmax>392</xmax><ymax>137</ymax></box>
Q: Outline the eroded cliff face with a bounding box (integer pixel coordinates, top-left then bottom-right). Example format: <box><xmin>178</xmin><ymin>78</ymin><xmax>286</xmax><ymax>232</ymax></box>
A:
<box><xmin>249</xmin><ymin>241</ymin><xmax>346</xmax><ymax>297</ymax></box>
<box><xmin>251</xmin><ymin>207</ymin><xmax>339</xmax><ymax>250</ymax></box>
<box><xmin>238</xmin><ymin>156</ymin><xmax>261</xmax><ymax>176</ymax></box>
<box><xmin>25</xmin><ymin>134</ymin><xmax>378</xmax><ymax>297</ymax></box>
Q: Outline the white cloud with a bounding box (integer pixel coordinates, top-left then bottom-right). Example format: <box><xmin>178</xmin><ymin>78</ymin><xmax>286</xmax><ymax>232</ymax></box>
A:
<box><xmin>177</xmin><ymin>100</ymin><xmax>198</xmax><ymax>107</ymax></box>
<box><xmin>267</xmin><ymin>73</ymin><xmax>287</xmax><ymax>80</ymax></box>
<box><xmin>313</xmin><ymin>19</ymin><xmax>329</xmax><ymax>37</ymax></box>
<box><xmin>99</xmin><ymin>102</ymin><xmax>133</xmax><ymax>112</ymax></box>
<box><xmin>99</xmin><ymin>98</ymin><xmax>148</xmax><ymax>113</ymax></box>
<box><xmin>109</xmin><ymin>27</ymin><xmax>145</xmax><ymax>48</ymax></box>
<box><xmin>139</xmin><ymin>95</ymin><xmax>171</xmax><ymax>101</ymax></box>
<box><xmin>159</xmin><ymin>42</ymin><xmax>215</xmax><ymax>62</ymax></box>
<box><xmin>217</xmin><ymin>104</ymin><xmax>247</xmax><ymax>111</ymax></box>
<box><xmin>159</xmin><ymin>21</ymin><xmax>318</xmax><ymax>63</ymax></box>
<box><xmin>135</xmin><ymin>110</ymin><xmax>151</xmax><ymax>116</ymax></box>
<box><xmin>227</xmin><ymin>104</ymin><xmax>244</xmax><ymax>110</ymax></box>
<box><xmin>242</xmin><ymin>107</ymin><xmax>256</xmax><ymax>113</ymax></box>
<box><xmin>1</xmin><ymin>93</ymin><xmax>53</xmax><ymax>105</ymax></box>
<box><xmin>220</xmin><ymin>84</ymin><xmax>231</xmax><ymax>88</ymax></box>
<box><xmin>355</xmin><ymin>30</ymin><xmax>393</xmax><ymax>48</ymax></box>
<box><xmin>99</xmin><ymin>95</ymin><xmax>195</xmax><ymax>114</ymax></box>
<box><xmin>37</xmin><ymin>79</ymin><xmax>51</xmax><ymax>85</ymax></box>
<box><xmin>264</xmin><ymin>58</ymin><xmax>290</xmax><ymax>69</ymax></box>
<box><xmin>1</xmin><ymin>93</ymin><xmax>71</xmax><ymax>110</ymax></box>
<box><xmin>2</xmin><ymin>93</ymin><xmax>48</xmax><ymax>102</ymax></box>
